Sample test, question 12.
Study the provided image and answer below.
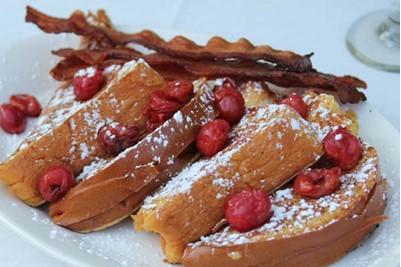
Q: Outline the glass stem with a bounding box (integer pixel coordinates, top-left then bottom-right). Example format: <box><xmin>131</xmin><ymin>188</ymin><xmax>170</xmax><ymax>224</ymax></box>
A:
<box><xmin>378</xmin><ymin>0</ymin><xmax>400</xmax><ymax>48</ymax></box>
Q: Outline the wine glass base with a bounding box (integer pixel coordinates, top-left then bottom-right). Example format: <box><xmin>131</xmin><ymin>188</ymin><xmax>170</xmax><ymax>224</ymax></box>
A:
<box><xmin>346</xmin><ymin>10</ymin><xmax>400</xmax><ymax>72</ymax></box>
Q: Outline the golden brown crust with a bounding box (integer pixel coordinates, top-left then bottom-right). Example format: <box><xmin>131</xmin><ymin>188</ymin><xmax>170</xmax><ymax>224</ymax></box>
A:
<box><xmin>134</xmin><ymin>105</ymin><xmax>324</xmax><ymax>263</ymax></box>
<box><xmin>0</xmin><ymin>61</ymin><xmax>165</xmax><ymax>206</ymax></box>
<box><xmin>182</xmin><ymin>147</ymin><xmax>387</xmax><ymax>267</ymax></box>
<box><xmin>65</xmin><ymin>148</ymin><xmax>200</xmax><ymax>233</ymax></box>
<box><xmin>49</xmin><ymin>84</ymin><xmax>217</xmax><ymax>231</ymax></box>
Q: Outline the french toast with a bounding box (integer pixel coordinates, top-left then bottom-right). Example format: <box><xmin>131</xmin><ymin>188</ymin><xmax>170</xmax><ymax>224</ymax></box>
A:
<box><xmin>303</xmin><ymin>90</ymin><xmax>358</xmax><ymax>136</ymax></box>
<box><xmin>0</xmin><ymin>59</ymin><xmax>166</xmax><ymax>206</ymax></box>
<box><xmin>49</xmin><ymin>80</ymin><xmax>217</xmax><ymax>232</ymax></box>
<box><xmin>239</xmin><ymin>81</ymin><xmax>278</xmax><ymax>108</ymax></box>
<box><xmin>182</xmin><ymin>145</ymin><xmax>386</xmax><ymax>267</ymax></box>
<box><xmin>1</xmin><ymin>7</ymin><xmax>389</xmax><ymax>266</ymax></box>
<box><xmin>134</xmin><ymin>104</ymin><xmax>324</xmax><ymax>263</ymax></box>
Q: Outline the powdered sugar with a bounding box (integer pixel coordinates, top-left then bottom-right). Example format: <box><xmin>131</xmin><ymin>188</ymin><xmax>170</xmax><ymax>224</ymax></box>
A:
<box><xmin>75</xmin><ymin>66</ymin><xmax>97</xmax><ymax>78</ymax></box>
<box><xmin>335</xmin><ymin>133</ymin><xmax>343</xmax><ymax>140</ymax></box>
<box><xmin>22</xmin><ymin>84</ymin><xmax>84</xmax><ymax>145</ymax></box>
<box><xmin>141</xmin><ymin>104</ymin><xmax>322</xmax><ymax>209</ymax></box>
<box><xmin>190</xmin><ymin>145</ymin><xmax>380</xmax><ymax>248</ymax></box>
<box><xmin>76</xmin><ymin>158</ymin><xmax>108</xmax><ymax>182</ymax></box>
<box><xmin>173</xmin><ymin>111</ymin><xmax>183</xmax><ymax>123</ymax></box>
<box><xmin>303</xmin><ymin>92</ymin><xmax>355</xmax><ymax>140</ymax></box>
<box><xmin>77</xmin><ymin>79</ymin><xmax>215</xmax><ymax>183</ymax></box>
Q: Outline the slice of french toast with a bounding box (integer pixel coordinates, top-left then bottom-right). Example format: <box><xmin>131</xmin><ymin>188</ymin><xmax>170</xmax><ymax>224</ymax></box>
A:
<box><xmin>0</xmin><ymin>59</ymin><xmax>166</xmax><ymax>206</ymax></box>
<box><xmin>134</xmin><ymin>104</ymin><xmax>324</xmax><ymax>263</ymax></box>
<box><xmin>182</xmin><ymin>145</ymin><xmax>387</xmax><ymax>267</ymax></box>
<box><xmin>303</xmin><ymin>90</ymin><xmax>358</xmax><ymax>136</ymax></box>
<box><xmin>49</xmin><ymin>81</ymin><xmax>217</xmax><ymax>232</ymax></box>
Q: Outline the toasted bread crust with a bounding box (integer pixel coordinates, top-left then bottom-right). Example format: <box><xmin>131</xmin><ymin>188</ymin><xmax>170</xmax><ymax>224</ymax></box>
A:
<box><xmin>0</xmin><ymin>60</ymin><xmax>165</xmax><ymax>206</ymax></box>
<box><xmin>66</xmin><ymin>148</ymin><xmax>200</xmax><ymax>233</ymax></box>
<box><xmin>182</xmin><ymin>146</ymin><xmax>387</xmax><ymax>267</ymax></box>
<box><xmin>49</xmin><ymin>83</ymin><xmax>216</xmax><ymax>231</ymax></box>
<box><xmin>134</xmin><ymin>105</ymin><xmax>324</xmax><ymax>263</ymax></box>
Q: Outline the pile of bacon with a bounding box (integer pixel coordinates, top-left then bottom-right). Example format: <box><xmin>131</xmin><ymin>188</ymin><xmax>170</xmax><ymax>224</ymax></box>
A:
<box><xmin>25</xmin><ymin>6</ymin><xmax>366</xmax><ymax>104</ymax></box>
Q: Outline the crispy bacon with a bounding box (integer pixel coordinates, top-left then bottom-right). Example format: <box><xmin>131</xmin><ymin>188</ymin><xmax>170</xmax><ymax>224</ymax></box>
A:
<box><xmin>26</xmin><ymin>6</ymin><xmax>312</xmax><ymax>72</ymax></box>
<box><xmin>50</xmin><ymin>49</ymin><xmax>366</xmax><ymax>103</ymax></box>
<box><xmin>26</xmin><ymin>6</ymin><xmax>367</xmax><ymax>103</ymax></box>
<box><xmin>50</xmin><ymin>57</ymin><xmax>87</xmax><ymax>81</ymax></box>
<box><xmin>52</xmin><ymin>46</ymin><xmax>142</xmax><ymax>64</ymax></box>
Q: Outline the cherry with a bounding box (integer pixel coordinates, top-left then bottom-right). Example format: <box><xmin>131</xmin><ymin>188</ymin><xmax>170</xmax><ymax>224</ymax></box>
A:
<box><xmin>38</xmin><ymin>165</ymin><xmax>75</xmax><ymax>202</ymax></box>
<box><xmin>145</xmin><ymin>91</ymin><xmax>183</xmax><ymax>120</ymax></box>
<box><xmin>0</xmin><ymin>104</ymin><xmax>27</xmax><ymax>134</ymax></box>
<box><xmin>214</xmin><ymin>88</ymin><xmax>245</xmax><ymax>124</ymax></box>
<box><xmin>144</xmin><ymin>91</ymin><xmax>183</xmax><ymax>132</ymax></box>
<box><xmin>225</xmin><ymin>188</ymin><xmax>273</xmax><ymax>232</ymax></box>
<box><xmin>144</xmin><ymin>80</ymin><xmax>195</xmax><ymax>133</ymax></box>
<box><xmin>196</xmin><ymin>119</ymin><xmax>231</xmax><ymax>157</ymax></box>
<box><xmin>293</xmin><ymin>167</ymin><xmax>341</xmax><ymax>198</ymax></box>
<box><xmin>280</xmin><ymin>93</ymin><xmax>308</xmax><ymax>119</ymax></box>
<box><xmin>98</xmin><ymin>122</ymin><xmax>140</xmax><ymax>155</ymax></box>
<box><xmin>165</xmin><ymin>80</ymin><xmax>194</xmax><ymax>104</ymax></box>
<box><xmin>323</xmin><ymin>127</ymin><xmax>363</xmax><ymax>170</ymax></box>
<box><xmin>10</xmin><ymin>94</ymin><xmax>42</xmax><ymax>117</ymax></box>
<box><xmin>73</xmin><ymin>69</ymin><xmax>104</xmax><ymax>101</ymax></box>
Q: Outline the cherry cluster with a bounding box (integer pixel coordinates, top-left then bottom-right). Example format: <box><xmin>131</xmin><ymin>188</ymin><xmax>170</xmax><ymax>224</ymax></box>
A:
<box><xmin>196</xmin><ymin>78</ymin><xmax>245</xmax><ymax>157</ymax></box>
<box><xmin>144</xmin><ymin>80</ymin><xmax>194</xmax><ymax>133</ymax></box>
<box><xmin>0</xmin><ymin>94</ymin><xmax>41</xmax><ymax>134</ymax></box>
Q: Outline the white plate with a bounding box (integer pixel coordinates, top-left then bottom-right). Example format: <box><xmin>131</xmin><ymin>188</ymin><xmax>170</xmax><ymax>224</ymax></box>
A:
<box><xmin>0</xmin><ymin>27</ymin><xmax>399</xmax><ymax>267</ymax></box>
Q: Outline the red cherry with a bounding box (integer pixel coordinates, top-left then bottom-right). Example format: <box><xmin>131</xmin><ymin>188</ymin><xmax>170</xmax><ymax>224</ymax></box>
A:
<box><xmin>196</xmin><ymin>119</ymin><xmax>231</xmax><ymax>157</ymax></box>
<box><xmin>10</xmin><ymin>94</ymin><xmax>42</xmax><ymax>117</ymax></box>
<box><xmin>98</xmin><ymin>123</ymin><xmax>140</xmax><ymax>155</ymax></box>
<box><xmin>323</xmin><ymin>127</ymin><xmax>363</xmax><ymax>170</ymax></box>
<box><xmin>225</xmin><ymin>188</ymin><xmax>273</xmax><ymax>232</ymax></box>
<box><xmin>165</xmin><ymin>80</ymin><xmax>194</xmax><ymax>104</ymax></box>
<box><xmin>144</xmin><ymin>91</ymin><xmax>183</xmax><ymax>132</ymax></box>
<box><xmin>280</xmin><ymin>93</ymin><xmax>308</xmax><ymax>119</ymax></box>
<box><xmin>145</xmin><ymin>91</ymin><xmax>183</xmax><ymax>119</ymax></box>
<box><xmin>0</xmin><ymin>104</ymin><xmax>27</xmax><ymax>134</ymax></box>
<box><xmin>73</xmin><ymin>69</ymin><xmax>104</xmax><ymax>101</ymax></box>
<box><xmin>214</xmin><ymin>88</ymin><xmax>245</xmax><ymax>124</ymax></box>
<box><xmin>38</xmin><ymin>165</ymin><xmax>75</xmax><ymax>202</ymax></box>
<box><xmin>293</xmin><ymin>167</ymin><xmax>341</xmax><ymax>198</ymax></box>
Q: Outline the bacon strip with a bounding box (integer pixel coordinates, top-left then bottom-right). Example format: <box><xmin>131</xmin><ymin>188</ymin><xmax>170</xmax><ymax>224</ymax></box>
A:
<box><xmin>52</xmin><ymin>47</ymin><xmax>142</xmax><ymax>64</ymax></box>
<box><xmin>50</xmin><ymin>49</ymin><xmax>366</xmax><ymax>103</ymax></box>
<box><xmin>26</xmin><ymin>6</ymin><xmax>367</xmax><ymax>103</ymax></box>
<box><xmin>26</xmin><ymin>6</ymin><xmax>312</xmax><ymax>72</ymax></box>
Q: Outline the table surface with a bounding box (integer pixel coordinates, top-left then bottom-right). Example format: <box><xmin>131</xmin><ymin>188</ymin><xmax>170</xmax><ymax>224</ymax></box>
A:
<box><xmin>0</xmin><ymin>0</ymin><xmax>399</xmax><ymax>266</ymax></box>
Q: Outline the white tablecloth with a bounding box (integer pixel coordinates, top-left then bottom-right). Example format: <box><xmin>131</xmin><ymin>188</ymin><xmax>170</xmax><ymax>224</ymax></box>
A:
<box><xmin>0</xmin><ymin>0</ymin><xmax>399</xmax><ymax>266</ymax></box>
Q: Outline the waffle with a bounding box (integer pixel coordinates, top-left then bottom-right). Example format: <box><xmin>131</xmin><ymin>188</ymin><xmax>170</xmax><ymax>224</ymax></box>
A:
<box><xmin>0</xmin><ymin>59</ymin><xmax>165</xmax><ymax>206</ymax></box>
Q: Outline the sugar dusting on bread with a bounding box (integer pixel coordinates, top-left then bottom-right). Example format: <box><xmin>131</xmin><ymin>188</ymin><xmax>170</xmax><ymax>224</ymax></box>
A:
<box><xmin>303</xmin><ymin>91</ymin><xmax>357</xmax><ymax>139</ymax></box>
<box><xmin>141</xmin><ymin>104</ymin><xmax>323</xmax><ymax>209</ymax></box>
<box><xmin>76</xmin><ymin>79</ymin><xmax>215</xmax><ymax>183</ymax></box>
<box><xmin>189</xmin><ymin>146</ymin><xmax>379</xmax><ymax>248</ymax></box>
<box><xmin>14</xmin><ymin>59</ymin><xmax>155</xmax><ymax>165</ymax></box>
<box><xmin>17</xmin><ymin>60</ymin><xmax>146</xmax><ymax>151</ymax></box>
